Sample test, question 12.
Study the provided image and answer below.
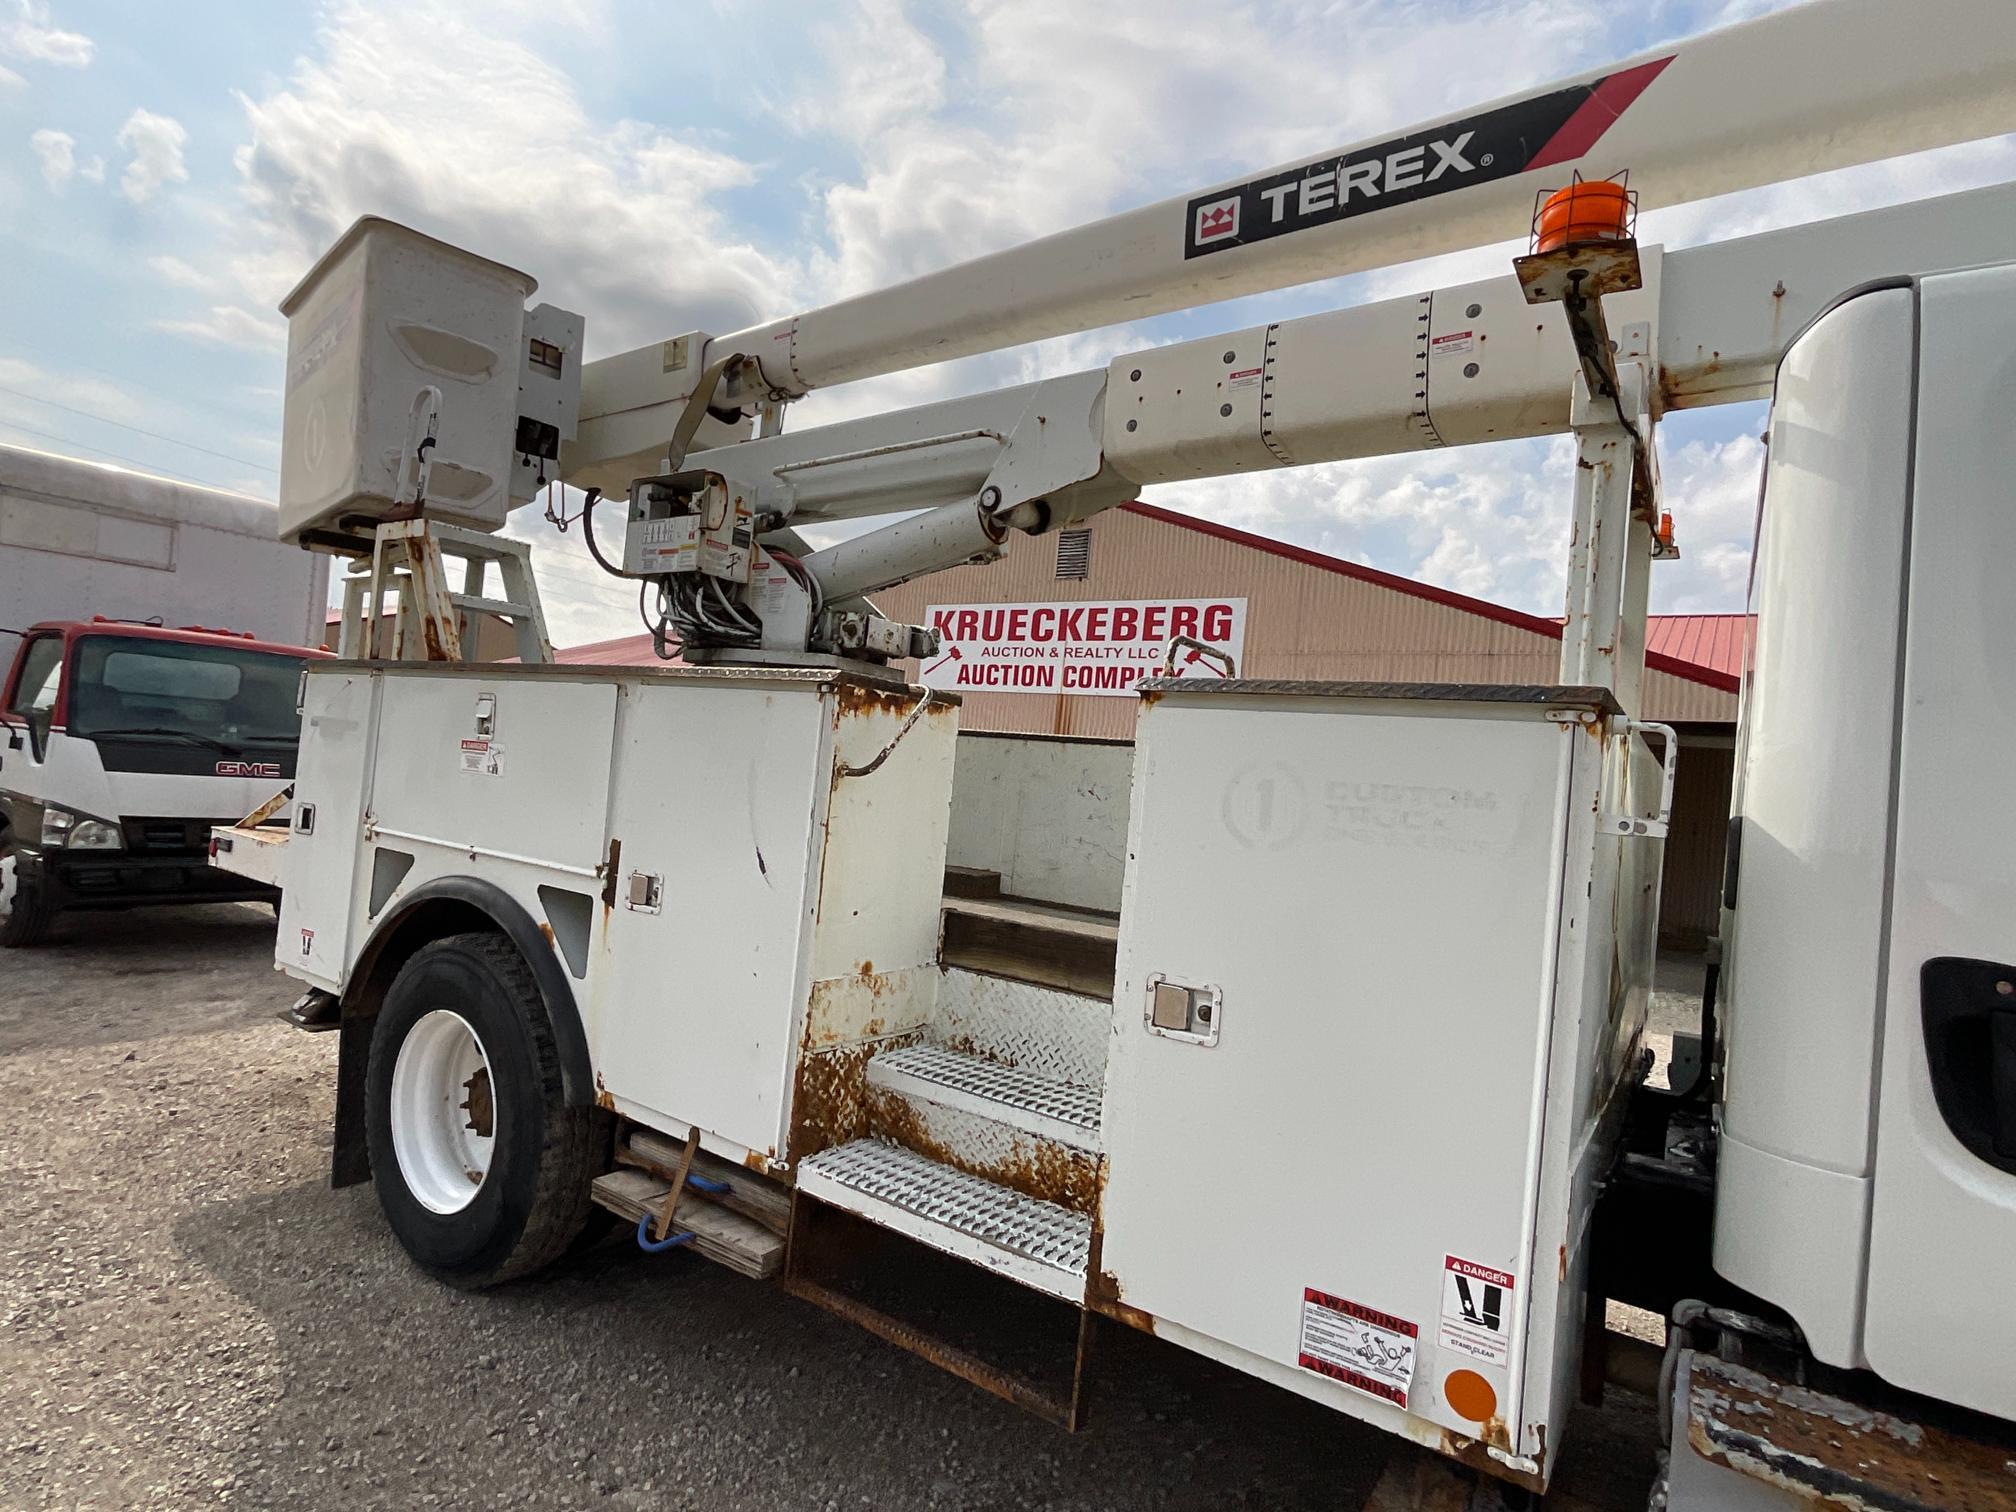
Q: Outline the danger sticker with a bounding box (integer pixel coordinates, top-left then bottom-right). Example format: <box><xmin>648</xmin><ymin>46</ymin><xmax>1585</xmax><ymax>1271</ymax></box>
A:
<box><xmin>459</xmin><ymin>739</ymin><xmax>503</xmax><ymax>777</ymax></box>
<box><xmin>1227</xmin><ymin>366</ymin><xmax>1264</xmax><ymax>390</ymax></box>
<box><xmin>1439</xmin><ymin>1255</ymin><xmax>1515</xmax><ymax>1366</ymax></box>
<box><xmin>1429</xmin><ymin>331</ymin><xmax>1475</xmax><ymax>358</ymax></box>
<box><xmin>1297</xmin><ymin>1288</ymin><xmax>1417</xmax><ymax>1408</ymax></box>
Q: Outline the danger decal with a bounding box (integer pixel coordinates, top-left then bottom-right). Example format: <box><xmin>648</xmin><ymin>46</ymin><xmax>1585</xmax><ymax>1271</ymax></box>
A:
<box><xmin>1297</xmin><ymin>1288</ymin><xmax>1418</xmax><ymax>1408</ymax></box>
<box><xmin>1438</xmin><ymin>1255</ymin><xmax>1516</xmax><ymax>1367</ymax></box>
<box><xmin>1181</xmin><ymin>56</ymin><xmax>1673</xmax><ymax>259</ymax></box>
<box><xmin>919</xmin><ymin>598</ymin><xmax>1247</xmax><ymax>699</ymax></box>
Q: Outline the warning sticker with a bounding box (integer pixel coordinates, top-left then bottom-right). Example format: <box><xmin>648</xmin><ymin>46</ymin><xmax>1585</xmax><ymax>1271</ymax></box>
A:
<box><xmin>1438</xmin><ymin>1255</ymin><xmax>1515</xmax><ymax>1366</ymax></box>
<box><xmin>1227</xmin><ymin>366</ymin><xmax>1264</xmax><ymax>391</ymax></box>
<box><xmin>1429</xmin><ymin>330</ymin><xmax>1475</xmax><ymax>358</ymax></box>
<box><xmin>1297</xmin><ymin>1288</ymin><xmax>1417</xmax><ymax>1408</ymax></box>
<box><xmin>459</xmin><ymin>738</ymin><xmax>503</xmax><ymax>777</ymax></box>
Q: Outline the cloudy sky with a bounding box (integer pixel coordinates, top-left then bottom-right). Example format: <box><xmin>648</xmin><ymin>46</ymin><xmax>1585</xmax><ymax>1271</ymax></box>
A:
<box><xmin>5</xmin><ymin>0</ymin><xmax>2013</xmax><ymax>646</ymax></box>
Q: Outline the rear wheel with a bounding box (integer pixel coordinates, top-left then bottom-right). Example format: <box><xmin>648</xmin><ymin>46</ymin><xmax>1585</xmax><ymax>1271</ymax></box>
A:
<box><xmin>365</xmin><ymin>932</ymin><xmax>603</xmax><ymax>1287</ymax></box>
<box><xmin>0</xmin><ymin>845</ymin><xmax>55</xmax><ymax>948</ymax></box>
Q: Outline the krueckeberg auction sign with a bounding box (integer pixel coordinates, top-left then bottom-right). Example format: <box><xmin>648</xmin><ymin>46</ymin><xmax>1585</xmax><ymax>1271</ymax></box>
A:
<box><xmin>918</xmin><ymin>599</ymin><xmax>1248</xmax><ymax>697</ymax></box>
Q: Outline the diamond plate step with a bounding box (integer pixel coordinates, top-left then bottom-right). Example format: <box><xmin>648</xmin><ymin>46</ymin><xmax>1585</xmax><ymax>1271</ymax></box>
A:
<box><xmin>867</xmin><ymin>1045</ymin><xmax>1101</xmax><ymax>1153</ymax></box>
<box><xmin>796</xmin><ymin>1139</ymin><xmax>1091</xmax><ymax>1302</ymax></box>
<box><xmin>936</xmin><ymin>968</ymin><xmax>1110</xmax><ymax>1086</ymax></box>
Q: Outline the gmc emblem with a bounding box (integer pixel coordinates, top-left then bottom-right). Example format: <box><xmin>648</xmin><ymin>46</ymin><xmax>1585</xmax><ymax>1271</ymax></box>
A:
<box><xmin>216</xmin><ymin>760</ymin><xmax>283</xmax><ymax>778</ymax></box>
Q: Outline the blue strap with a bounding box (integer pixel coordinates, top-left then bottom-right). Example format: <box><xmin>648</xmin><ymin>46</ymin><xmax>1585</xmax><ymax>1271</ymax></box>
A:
<box><xmin>635</xmin><ymin>1214</ymin><xmax>696</xmax><ymax>1253</ymax></box>
<box><xmin>685</xmin><ymin>1174</ymin><xmax>732</xmax><ymax>1195</ymax></box>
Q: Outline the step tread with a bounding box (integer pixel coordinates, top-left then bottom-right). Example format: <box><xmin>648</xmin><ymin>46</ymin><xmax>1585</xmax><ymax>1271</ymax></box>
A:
<box><xmin>942</xmin><ymin>895</ymin><xmax>1119</xmax><ymax>941</ymax></box>
<box><xmin>798</xmin><ymin>1139</ymin><xmax>1091</xmax><ymax>1278</ymax></box>
<box><xmin>871</xmin><ymin>1044</ymin><xmax>1101</xmax><ymax>1134</ymax></box>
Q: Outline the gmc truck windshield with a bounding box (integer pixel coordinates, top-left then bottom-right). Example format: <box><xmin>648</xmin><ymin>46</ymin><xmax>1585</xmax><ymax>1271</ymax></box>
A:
<box><xmin>68</xmin><ymin>637</ymin><xmax>305</xmax><ymax>746</ymax></box>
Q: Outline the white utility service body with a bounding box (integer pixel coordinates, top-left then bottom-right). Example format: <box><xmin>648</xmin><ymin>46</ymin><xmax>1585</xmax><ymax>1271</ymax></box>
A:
<box><xmin>232</xmin><ymin>0</ymin><xmax>2016</xmax><ymax>1502</ymax></box>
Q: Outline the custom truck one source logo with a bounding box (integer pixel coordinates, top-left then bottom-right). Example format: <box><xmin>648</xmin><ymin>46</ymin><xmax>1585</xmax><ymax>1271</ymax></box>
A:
<box><xmin>1181</xmin><ymin>56</ymin><xmax>1672</xmax><ymax>258</ymax></box>
<box><xmin>215</xmin><ymin>761</ymin><xmax>284</xmax><ymax>778</ymax></box>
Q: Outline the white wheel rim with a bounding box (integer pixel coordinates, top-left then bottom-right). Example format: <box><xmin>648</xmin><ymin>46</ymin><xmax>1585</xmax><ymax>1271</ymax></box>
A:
<box><xmin>389</xmin><ymin>1009</ymin><xmax>496</xmax><ymax>1214</ymax></box>
<box><xmin>0</xmin><ymin>852</ymin><xmax>16</xmax><ymax>925</ymax></box>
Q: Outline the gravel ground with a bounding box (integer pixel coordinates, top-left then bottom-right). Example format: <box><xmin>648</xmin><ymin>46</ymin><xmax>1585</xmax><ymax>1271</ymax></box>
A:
<box><xmin>0</xmin><ymin>904</ymin><xmax>1659</xmax><ymax>1510</ymax></box>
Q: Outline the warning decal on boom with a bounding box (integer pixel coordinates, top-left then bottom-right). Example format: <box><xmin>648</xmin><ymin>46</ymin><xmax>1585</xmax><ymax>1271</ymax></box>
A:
<box><xmin>1183</xmin><ymin>56</ymin><xmax>1672</xmax><ymax>259</ymax></box>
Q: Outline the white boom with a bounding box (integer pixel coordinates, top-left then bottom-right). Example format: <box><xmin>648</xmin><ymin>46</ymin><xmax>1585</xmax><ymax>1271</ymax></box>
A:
<box><xmin>572</xmin><ymin>0</ymin><xmax>2016</xmax><ymax>476</ymax></box>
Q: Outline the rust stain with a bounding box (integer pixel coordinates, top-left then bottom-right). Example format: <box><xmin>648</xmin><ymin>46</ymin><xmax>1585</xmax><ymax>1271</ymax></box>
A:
<box><xmin>538</xmin><ymin>920</ymin><xmax>555</xmax><ymax>947</ymax></box>
<box><xmin>743</xmin><ymin>1148</ymin><xmax>776</xmax><ymax>1174</ymax></box>
<box><xmin>1481</xmin><ymin>1413</ymin><xmax>1510</xmax><ymax>1452</ymax></box>
<box><xmin>1558</xmin><ymin>1243</ymin><xmax>1568</xmax><ymax>1282</ymax></box>
<box><xmin>785</xmin><ymin>1032</ymin><xmax>925</xmax><ymax>1162</ymax></box>
<box><xmin>1686</xmin><ymin>1354</ymin><xmax>2016</xmax><ymax>1508</ymax></box>
<box><xmin>834</xmin><ymin>680</ymin><xmax>921</xmax><ymax>718</ymax></box>
<box><xmin>802</xmin><ymin>969</ymin><xmax>923</xmax><ymax>1050</ymax></box>
<box><xmin>594</xmin><ymin>1088</ymin><xmax>616</xmax><ymax>1112</ymax></box>
<box><xmin>864</xmin><ymin>1080</ymin><xmax>1101</xmax><ymax>1213</ymax></box>
<box><xmin>856</xmin><ymin>959</ymin><xmax>874</xmax><ymax>978</ymax></box>
<box><xmin>1083</xmin><ymin>1233</ymin><xmax>1156</xmax><ymax>1335</ymax></box>
<box><xmin>1435</xmin><ymin>1428</ymin><xmax>1547</xmax><ymax>1497</ymax></box>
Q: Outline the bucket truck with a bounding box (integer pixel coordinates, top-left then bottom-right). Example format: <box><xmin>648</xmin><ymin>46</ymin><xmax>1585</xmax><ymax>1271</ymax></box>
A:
<box><xmin>215</xmin><ymin>0</ymin><xmax>2016</xmax><ymax>1501</ymax></box>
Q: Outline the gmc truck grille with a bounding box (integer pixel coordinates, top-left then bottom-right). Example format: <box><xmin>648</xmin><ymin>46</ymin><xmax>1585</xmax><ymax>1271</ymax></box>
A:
<box><xmin>122</xmin><ymin>818</ymin><xmax>225</xmax><ymax>855</ymax></box>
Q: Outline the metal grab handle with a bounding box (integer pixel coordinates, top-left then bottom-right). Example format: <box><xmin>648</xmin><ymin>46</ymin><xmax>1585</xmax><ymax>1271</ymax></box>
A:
<box><xmin>1604</xmin><ymin>718</ymin><xmax>1678</xmax><ymax>839</ymax></box>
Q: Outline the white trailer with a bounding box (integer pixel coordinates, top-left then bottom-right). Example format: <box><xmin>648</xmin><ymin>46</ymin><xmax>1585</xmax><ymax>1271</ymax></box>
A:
<box><xmin>220</xmin><ymin>1</ymin><xmax>2016</xmax><ymax>1502</ymax></box>
<box><xmin>0</xmin><ymin>444</ymin><xmax>329</xmax><ymax>647</ymax></box>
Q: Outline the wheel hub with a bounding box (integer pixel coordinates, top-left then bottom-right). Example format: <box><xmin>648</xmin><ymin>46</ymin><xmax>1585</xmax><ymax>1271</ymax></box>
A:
<box><xmin>388</xmin><ymin>1009</ymin><xmax>496</xmax><ymax>1214</ymax></box>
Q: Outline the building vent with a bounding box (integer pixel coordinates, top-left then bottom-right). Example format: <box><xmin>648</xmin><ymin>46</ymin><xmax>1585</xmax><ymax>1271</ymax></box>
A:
<box><xmin>1055</xmin><ymin>528</ymin><xmax>1092</xmax><ymax>580</ymax></box>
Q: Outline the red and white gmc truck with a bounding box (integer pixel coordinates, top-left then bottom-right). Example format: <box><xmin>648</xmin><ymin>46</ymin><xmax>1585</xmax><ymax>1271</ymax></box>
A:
<box><xmin>0</xmin><ymin>446</ymin><xmax>328</xmax><ymax>946</ymax></box>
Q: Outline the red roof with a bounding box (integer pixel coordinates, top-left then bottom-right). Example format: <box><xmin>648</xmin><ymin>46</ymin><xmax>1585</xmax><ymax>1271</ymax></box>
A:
<box><xmin>1118</xmin><ymin>502</ymin><xmax>1738</xmax><ymax>692</ymax></box>
<box><xmin>548</xmin><ymin>502</ymin><xmax>1742</xmax><ymax>693</ymax></box>
<box><xmin>551</xmin><ymin>631</ymin><xmax>684</xmax><ymax>668</ymax></box>
<box><xmin>1645</xmin><ymin>613</ymin><xmax>1750</xmax><ymax>681</ymax></box>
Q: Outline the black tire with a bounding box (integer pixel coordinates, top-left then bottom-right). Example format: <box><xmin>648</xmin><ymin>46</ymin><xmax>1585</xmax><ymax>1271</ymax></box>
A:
<box><xmin>365</xmin><ymin>931</ymin><xmax>605</xmax><ymax>1287</ymax></box>
<box><xmin>0</xmin><ymin>846</ymin><xmax>55</xmax><ymax>949</ymax></box>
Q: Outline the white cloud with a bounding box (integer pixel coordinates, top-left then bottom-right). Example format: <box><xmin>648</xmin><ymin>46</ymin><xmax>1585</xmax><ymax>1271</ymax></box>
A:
<box><xmin>2</xmin><ymin>0</ymin><xmax>92</xmax><ymax>66</ymax></box>
<box><xmin>148</xmin><ymin>254</ymin><xmax>222</xmax><ymax>292</ymax></box>
<box><xmin>0</xmin><ymin>62</ymin><xmax>24</xmax><ymax>89</ymax></box>
<box><xmin>153</xmin><ymin>304</ymin><xmax>288</xmax><ymax>352</ymax></box>
<box><xmin>224</xmin><ymin>0</ymin><xmax>798</xmax><ymax>349</ymax></box>
<box><xmin>29</xmin><ymin>126</ymin><xmax>73</xmax><ymax>188</ymax></box>
<box><xmin>115</xmin><ymin>108</ymin><xmax>189</xmax><ymax>204</ymax></box>
<box><xmin>0</xmin><ymin>355</ymin><xmax>151</xmax><ymax>424</ymax></box>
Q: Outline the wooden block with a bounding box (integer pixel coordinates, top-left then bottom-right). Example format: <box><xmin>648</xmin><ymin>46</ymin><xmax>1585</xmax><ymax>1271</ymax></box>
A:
<box><xmin>621</xmin><ymin>1130</ymin><xmax>792</xmax><ymax>1234</ymax></box>
<box><xmin>942</xmin><ymin>865</ymin><xmax>1004</xmax><ymax>899</ymax></box>
<box><xmin>590</xmin><ymin>1169</ymin><xmax>785</xmax><ymax>1279</ymax></box>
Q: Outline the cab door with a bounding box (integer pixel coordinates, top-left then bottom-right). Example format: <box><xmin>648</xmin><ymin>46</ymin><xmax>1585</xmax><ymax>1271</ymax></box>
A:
<box><xmin>0</xmin><ymin>631</ymin><xmax>67</xmax><ymax>828</ymax></box>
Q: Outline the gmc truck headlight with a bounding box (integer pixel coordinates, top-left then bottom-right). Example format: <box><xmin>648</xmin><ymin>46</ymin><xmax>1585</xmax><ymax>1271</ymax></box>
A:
<box><xmin>40</xmin><ymin>809</ymin><xmax>123</xmax><ymax>850</ymax></box>
<box><xmin>67</xmin><ymin>819</ymin><xmax>124</xmax><ymax>851</ymax></box>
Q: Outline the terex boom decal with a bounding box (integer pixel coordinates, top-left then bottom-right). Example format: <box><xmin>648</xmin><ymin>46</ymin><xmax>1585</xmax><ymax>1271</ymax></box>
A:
<box><xmin>1182</xmin><ymin>56</ymin><xmax>1673</xmax><ymax>259</ymax></box>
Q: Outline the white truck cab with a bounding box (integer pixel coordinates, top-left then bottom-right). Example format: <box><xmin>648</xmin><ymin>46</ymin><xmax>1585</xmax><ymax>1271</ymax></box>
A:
<box><xmin>0</xmin><ymin>619</ymin><xmax>326</xmax><ymax>946</ymax></box>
